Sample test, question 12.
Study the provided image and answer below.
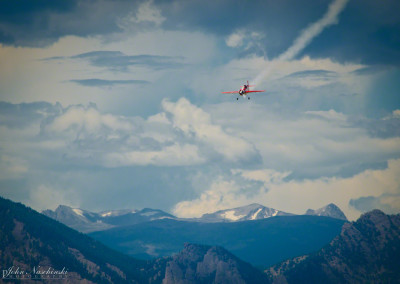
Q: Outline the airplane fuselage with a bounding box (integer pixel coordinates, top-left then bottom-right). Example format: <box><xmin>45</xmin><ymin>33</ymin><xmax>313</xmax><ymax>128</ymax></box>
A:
<box><xmin>221</xmin><ymin>81</ymin><xmax>265</xmax><ymax>100</ymax></box>
<box><xmin>238</xmin><ymin>85</ymin><xmax>249</xmax><ymax>96</ymax></box>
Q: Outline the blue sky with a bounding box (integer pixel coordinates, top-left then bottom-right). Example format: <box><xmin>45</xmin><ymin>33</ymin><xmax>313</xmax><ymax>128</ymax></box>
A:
<box><xmin>0</xmin><ymin>0</ymin><xmax>399</xmax><ymax>220</ymax></box>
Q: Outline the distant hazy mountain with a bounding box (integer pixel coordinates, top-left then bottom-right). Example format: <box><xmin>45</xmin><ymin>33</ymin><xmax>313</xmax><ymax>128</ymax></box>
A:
<box><xmin>200</xmin><ymin>203</ymin><xmax>293</xmax><ymax>222</ymax></box>
<box><xmin>267</xmin><ymin>210</ymin><xmax>400</xmax><ymax>283</ymax></box>
<box><xmin>43</xmin><ymin>203</ymin><xmax>348</xmax><ymax>234</ymax></box>
<box><xmin>305</xmin><ymin>203</ymin><xmax>348</xmax><ymax>220</ymax></box>
<box><xmin>90</xmin><ymin>215</ymin><xmax>345</xmax><ymax>267</ymax></box>
<box><xmin>43</xmin><ymin>205</ymin><xmax>176</xmax><ymax>233</ymax></box>
<box><xmin>5</xmin><ymin>195</ymin><xmax>397</xmax><ymax>283</ymax></box>
<box><xmin>164</xmin><ymin>243</ymin><xmax>270</xmax><ymax>284</ymax></box>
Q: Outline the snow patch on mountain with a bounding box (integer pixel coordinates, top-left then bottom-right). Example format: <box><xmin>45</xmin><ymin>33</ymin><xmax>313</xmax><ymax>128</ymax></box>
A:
<box><xmin>251</xmin><ymin>208</ymin><xmax>262</xmax><ymax>220</ymax></box>
<box><xmin>72</xmin><ymin>208</ymin><xmax>84</xmax><ymax>217</ymax></box>
<box><xmin>200</xmin><ymin>203</ymin><xmax>293</xmax><ymax>222</ymax></box>
<box><xmin>43</xmin><ymin>205</ymin><xmax>176</xmax><ymax>233</ymax></box>
<box><xmin>222</xmin><ymin>210</ymin><xmax>246</xmax><ymax>221</ymax></box>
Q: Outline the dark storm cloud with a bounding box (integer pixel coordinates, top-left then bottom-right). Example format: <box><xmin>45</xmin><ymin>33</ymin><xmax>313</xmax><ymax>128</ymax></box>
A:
<box><xmin>0</xmin><ymin>0</ymin><xmax>136</xmax><ymax>46</ymax></box>
<box><xmin>158</xmin><ymin>0</ymin><xmax>400</xmax><ymax>65</ymax></box>
<box><xmin>0</xmin><ymin>101</ymin><xmax>61</xmax><ymax>128</ymax></box>
<box><xmin>158</xmin><ymin>0</ymin><xmax>329</xmax><ymax>59</ymax></box>
<box><xmin>1</xmin><ymin>0</ymin><xmax>399</xmax><ymax>64</ymax></box>
<box><xmin>46</xmin><ymin>51</ymin><xmax>185</xmax><ymax>72</ymax></box>
<box><xmin>0</xmin><ymin>0</ymin><xmax>340</xmax><ymax>53</ymax></box>
<box><xmin>350</xmin><ymin>115</ymin><xmax>400</xmax><ymax>138</ymax></box>
<box><xmin>70</xmin><ymin>79</ymin><xmax>149</xmax><ymax>87</ymax></box>
<box><xmin>301</xmin><ymin>0</ymin><xmax>400</xmax><ymax>65</ymax></box>
<box><xmin>350</xmin><ymin>65</ymin><xmax>393</xmax><ymax>76</ymax></box>
<box><xmin>285</xmin><ymin>69</ymin><xmax>338</xmax><ymax>79</ymax></box>
<box><xmin>0</xmin><ymin>0</ymin><xmax>78</xmax><ymax>45</ymax></box>
<box><xmin>349</xmin><ymin>195</ymin><xmax>399</xmax><ymax>214</ymax></box>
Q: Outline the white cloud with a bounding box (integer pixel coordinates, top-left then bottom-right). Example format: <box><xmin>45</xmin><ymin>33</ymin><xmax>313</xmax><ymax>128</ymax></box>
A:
<box><xmin>1</xmin><ymin>97</ymin><xmax>399</xmax><ymax>215</ymax></box>
<box><xmin>391</xmin><ymin>109</ymin><xmax>400</xmax><ymax>118</ymax></box>
<box><xmin>0</xmin><ymin>28</ymin><xmax>218</xmax><ymax>112</ymax></box>
<box><xmin>162</xmin><ymin>98</ymin><xmax>258</xmax><ymax>162</ymax></box>
<box><xmin>173</xmin><ymin>159</ymin><xmax>400</xmax><ymax>220</ymax></box>
<box><xmin>118</xmin><ymin>0</ymin><xmax>165</xmax><ymax>29</ymax></box>
<box><xmin>235</xmin><ymin>168</ymin><xmax>291</xmax><ymax>186</ymax></box>
<box><xmin>173</xmin><ymin>179</ymin><xmax>245</xmax><ymax>218</ymax></box>
<box><xmin>43</xmin><ymin>104</ymin><xmax>133</xmax><ymax>139</ymax></box>
<box><xmin>104</xmin><ymin>143</ymin><xmax>204</xmax><ymax>167</ymax></box>
<box><xmin>305</xmin><ymin>109</ymin><xmax>347</xmax><ymax>121</ymax></box>
<box><xmin>207</xmin><ymin>102</ymin><xmax>400</xmax><ymax>177</ymax></box>
<box><xmin>35</xmin><ymin>98</ymin><xmax>258</xmax><ymax>167</ymax></box>
<box><xmin>225</xmin><ymin>29</ymin><xmax>265</xmax><ymax>51</ymax></box>
<box><xmin>226</xmin><ymin>31</ymin><xmax>245</xmax><ymax>48</ymax></box>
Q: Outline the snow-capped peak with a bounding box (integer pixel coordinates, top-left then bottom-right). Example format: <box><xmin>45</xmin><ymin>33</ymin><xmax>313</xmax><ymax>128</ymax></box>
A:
<box><xmin>200</xmin><ymin>203</ymin><xmax>293</xmax><ymax>222</ymax></box>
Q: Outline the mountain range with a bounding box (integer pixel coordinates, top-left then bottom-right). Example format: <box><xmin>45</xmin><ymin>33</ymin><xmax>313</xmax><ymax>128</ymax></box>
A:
<box><xmin>2</xmin><ymin>196</ymin><xmax>400</xmax><ymax>283</ymax></box>
<box><xmin>41</xmin><ymin>203</ymin><xmax>348</xmax><ymax>267</ymax></box>
<box><xmin>0</xmin><ymin>196</ymin><xmax>269</xmax><ymax>283</ymax></box>
<box><xmin>89</xmin><ymin>215</ymin><xmax>345</xmax><ymax>268</ymax></box>
<box><xmin>42</xmin><ymin>205</ymin><xmax>176</xmax><ymax>233</ymax></box>
<box><xmin>42</xmin><ymin>202</ymin><xmax>347</xmax><ymax>233</ymax></box>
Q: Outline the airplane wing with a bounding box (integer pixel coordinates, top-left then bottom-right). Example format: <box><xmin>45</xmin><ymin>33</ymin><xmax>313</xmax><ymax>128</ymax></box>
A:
<box><xmin>246</xmin><ymin>90</ymin><xmax>265</xmax><ymax>93</ymax></box>
<box><xmin>221</xmin><ymin>91</ymin><xmax>239</xmax><ymax>94</ymax></box>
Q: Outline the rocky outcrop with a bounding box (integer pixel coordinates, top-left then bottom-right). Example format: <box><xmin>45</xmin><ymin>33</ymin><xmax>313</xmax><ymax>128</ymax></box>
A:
<box><xmin>305</xmin><ymin>203</ymin><xmax>347</xmax><ymax>220</ymax></box>
<box><xmin>163</xmin><ymin>243</ymin><xmax>269</xmax><ymax>284</ymax></box>
<box><xmin>267</xmin><ymin>210</ymin><xmax>400</xmax><ymax>283</ymax></box>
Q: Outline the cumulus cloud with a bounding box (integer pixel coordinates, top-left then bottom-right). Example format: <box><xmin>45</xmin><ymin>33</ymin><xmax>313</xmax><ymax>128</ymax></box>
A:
<box><xmin>225</xmin><ymin>29</ymin><xmax>265</xmax><ymax>52</ymax></box>
<box><xmin>1</xmin><ymin>96</ymin><xmax>399</xmax><ymax>214</ymax></box>
<box><xmin>208</xmin><ymin>103</ymin><xmax>400</xmax><ymax>178</ymax></box>
<box><xmin>173</xmin><ymin>179</ymin><xmax>245</xmax><ymax>218</ymax></box>
<box><xmin>117</xmin><ymin>0</ymin><xmax>166</xmax><ymax>30</ymax></box>
<box><xmin>391</xmin><ymin>109</ymin><xmax>400</xmax><ymax>118</ymax></box>
<box><xmin>162</xmin><ymin>98</ymin><xmax>258</xmax><ymax>162</ymax></box>
<box><xmin>36</xmin><ymin>98</ymin><xmax>258</xmax><ymax>167</ymax></box>
<box><xmin>226</xmin><ymin>31</ymin><xmax>245</xmax><ymax>48</ymax></box>
<box><xmin>42</xmin><ymin>104</ymin><xmax>134</xmax><ymax>140</ymax></box>
<box><xmin>104</xmin><ymin>143</ymin><xmax>204</xmax><ymax>167</ymax></box>
<box><xmin>174</xmin><ymin>159</ymin><xmax>400</xmax><ymax>220</ymax></box>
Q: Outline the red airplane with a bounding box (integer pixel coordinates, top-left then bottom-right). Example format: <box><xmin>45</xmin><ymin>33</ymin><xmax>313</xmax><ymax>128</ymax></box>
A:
<box><xmin>222</xmin><ymin>81</ymin><xmax>265</xmax><ymax>100</ymax></box>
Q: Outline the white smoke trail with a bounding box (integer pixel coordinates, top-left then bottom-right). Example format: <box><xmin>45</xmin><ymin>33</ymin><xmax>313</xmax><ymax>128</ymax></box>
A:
<box><xmin>252</xmin><ymin>0</ymin><xmax>349</xmax><ymax>86</ymax></box>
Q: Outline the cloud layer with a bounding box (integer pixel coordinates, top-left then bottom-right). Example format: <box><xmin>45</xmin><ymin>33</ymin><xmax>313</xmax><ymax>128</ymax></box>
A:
<box><xmin>0</xmin><ymin>0</ymin><xmax>399</xmax><ymax>218</ymax></box>
<box><xmin>1</xmin><ymin>99</ymin><xmax>400</xmax><ymax>217</ymax></box>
